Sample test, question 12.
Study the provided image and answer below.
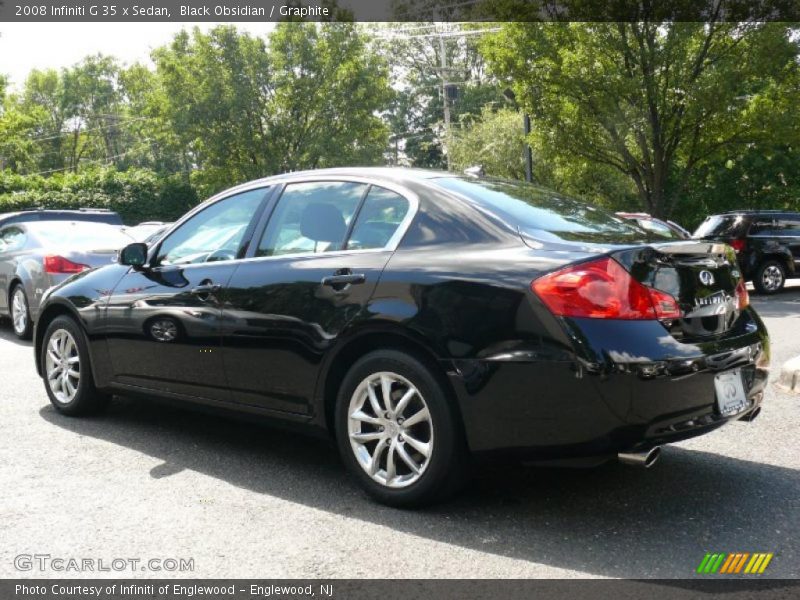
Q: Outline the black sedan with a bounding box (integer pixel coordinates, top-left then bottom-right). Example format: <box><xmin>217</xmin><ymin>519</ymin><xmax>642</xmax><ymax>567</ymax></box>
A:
<box><xmin>33</xmin><ymin>168</ymin><xmax>769</xmax><ymax>507</ymax></box>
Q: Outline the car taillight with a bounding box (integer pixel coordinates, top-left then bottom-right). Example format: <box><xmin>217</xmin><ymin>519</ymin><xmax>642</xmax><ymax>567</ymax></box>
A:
<box><xmin>43</xmin><ymin>255</ymin><xmax>90</xmax><ymax>274</ymax></box>
<box><xmin>532</xmin><ymin>257</ymin><xmax>682</xmax><ymax>320</ymax></box>
<box><xmin>729</xmin><ymin>239</ymin><xmax>746</xmax><ymax>253</ymax></box>
<box><xmin>735</xmin><ymin>278</ymin><xmax>749</xmax><ymax>310</ymax></box>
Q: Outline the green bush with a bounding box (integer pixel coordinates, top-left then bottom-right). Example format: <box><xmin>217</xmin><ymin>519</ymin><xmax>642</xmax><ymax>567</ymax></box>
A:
<box><xmin>0</xmin><ymin>168</ymin><xmax>199</xmax><ymax>225</ymax></box>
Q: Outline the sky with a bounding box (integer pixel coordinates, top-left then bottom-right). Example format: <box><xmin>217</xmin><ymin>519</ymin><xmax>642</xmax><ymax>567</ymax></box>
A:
<box><xmin>0</xmin><ymin>22</ymin><xmax>277</xmax><ymax>90</ymax></box>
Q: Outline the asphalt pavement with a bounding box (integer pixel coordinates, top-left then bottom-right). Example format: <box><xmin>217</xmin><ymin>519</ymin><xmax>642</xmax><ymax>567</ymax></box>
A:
<box><xmin>1</xmin><ymin>284</ymin><xmax>798</xmax><ymax>579</ymax></box>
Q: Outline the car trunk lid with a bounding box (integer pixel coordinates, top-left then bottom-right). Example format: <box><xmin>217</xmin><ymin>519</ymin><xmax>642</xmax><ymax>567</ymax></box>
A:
<box><xmin>610</xmin><ymin>240</ymin><xmax>746</xmax><ymax>339</ymax></box>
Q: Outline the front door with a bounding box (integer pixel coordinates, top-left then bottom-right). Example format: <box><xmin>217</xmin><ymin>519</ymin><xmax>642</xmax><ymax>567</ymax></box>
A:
<box><xmin>104</xmin><ymin>187</ymin><xmax>270</xmax><ymax>401</ymax></box>
<box><xmin>221</xmin><ymin>181</ymin><xmax>414</xmax><ymax>414</ymax></box>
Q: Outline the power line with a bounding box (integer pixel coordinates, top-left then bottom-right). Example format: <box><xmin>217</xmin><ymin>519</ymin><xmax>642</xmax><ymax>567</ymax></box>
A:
<box><xmin>30</xmin><ymin>141</ymin><xmax>155</xmax><ymax>176</ymax></box>
<box><xmin>24</xmin><ymin>115</ymin><xmax>151</xmax><ymax>143</ymax></box>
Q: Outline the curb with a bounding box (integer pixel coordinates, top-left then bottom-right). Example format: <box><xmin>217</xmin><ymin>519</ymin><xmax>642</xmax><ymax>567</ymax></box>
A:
<box><xmin>776</xmin><ymin>355</ymin><xmax>800</xmax><ymax>393</ymax></box>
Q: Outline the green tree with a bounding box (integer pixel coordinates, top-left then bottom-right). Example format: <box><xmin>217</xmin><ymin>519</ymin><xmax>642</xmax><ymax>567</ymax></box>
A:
<box><xmin>448</xmin><ymin>105</ymin><xmax>638</xmax><ymax>209</ymax></box>
<box><xmin>372</xmin><ymin>23</ymin><xmax>505</xmax><ymax>169</ymax></box>
<box><xmin>0</xmin><ymin>73</ymin><xmax>7</xmax><ymax>110</ymax></box>
<box><xmin>6</xmin><ymin>56</ymin><xmax>150</xmax><ymax>175</ymax></box>
<box><xmin>481</xmin><ymin>22</ymin><xmax>800</xmax><ymax>219</ymax></box>
<box><xmin>449</xmin><ymin>107</ymin><xmax>527</xmax><ymax>179</ymax></box>
<box><xmin>151</xmin><ymin>24</ymin><xmax>391</xmax><ymax>196</ymax></box>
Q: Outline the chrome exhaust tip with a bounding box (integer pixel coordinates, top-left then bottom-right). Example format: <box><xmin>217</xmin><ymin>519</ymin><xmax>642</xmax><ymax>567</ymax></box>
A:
<box><xmin>618</xmin><ymin>446</ymin><xmax>661</xmax><ymax>469</ymax></box>
<box><xmin>739</xmin><ymin>406</ymin><xmax>762</xmax><ymax>422</ymax></box>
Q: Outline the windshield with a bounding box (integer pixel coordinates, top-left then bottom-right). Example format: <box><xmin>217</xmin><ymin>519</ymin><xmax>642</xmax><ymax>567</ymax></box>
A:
<box><xmin>31</xmin><ymin>222</ymin><xmax>133</xmax><ymax>249</ymax></box>
<box><xmin>693</xmin><ymin>215</ymin><xmax>747</xmax><ymax>239</ymax></box>
<box><xmin>433</xmin><ymin>177</ymin><xmax>653</xmax><ymax>244</ymax></box>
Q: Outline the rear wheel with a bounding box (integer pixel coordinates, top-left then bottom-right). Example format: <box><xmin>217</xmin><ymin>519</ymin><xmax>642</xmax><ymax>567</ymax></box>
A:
<box><xmin>10</xmin><ymin>284</ymin><xmax>32</xmax><ymax>340</ymax></box>
<box><xmin>335</xmin><ymin>350</ymin><xmax>468</xmax><ymax>507</ymax></box>
<box><xmin>754</xmin><ymin>260</ymin><xmax>786</xmax><ymax>294</ymax></box>
<box><xmin>41</xmin><ymin>316</ymin><xmax>109</xmax><ymax>416</ymax></box>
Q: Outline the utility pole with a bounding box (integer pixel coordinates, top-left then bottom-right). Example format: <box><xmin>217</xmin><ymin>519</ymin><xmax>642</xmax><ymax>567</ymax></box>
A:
<box><xmin>439</xmin><ymin>33</ymin><xmax>451</xmax><ymax>170</ymax></box>
<box><xmin>523</xmin><ymin>113</ymin><xmax>533</xmax><ymax>183</ymax></box>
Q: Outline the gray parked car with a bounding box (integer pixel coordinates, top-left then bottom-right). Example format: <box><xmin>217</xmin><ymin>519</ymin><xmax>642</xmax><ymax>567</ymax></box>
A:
<box><xmin>0</xmin><ymin>221</ymin><xmax>134</xmax><ymax>339</ymax></box>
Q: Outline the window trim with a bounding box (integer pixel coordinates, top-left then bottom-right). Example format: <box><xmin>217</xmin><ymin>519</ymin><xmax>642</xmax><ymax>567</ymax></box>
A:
<box><xmin>243</xmin><ymin>176</ymin><xmax>419</xmax><ymax>262</ymax></box>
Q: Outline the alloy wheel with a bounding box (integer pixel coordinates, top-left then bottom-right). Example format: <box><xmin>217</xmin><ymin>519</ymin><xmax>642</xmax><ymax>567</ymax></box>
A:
<box><xmin>347</xmin><ymin>371</ymin><xmax>434</xmax><ymax>489</ymax></box>
<box><xmin>150</xmin><ymin>319</ymin><xmax>178</xmax><ymax>342</ymax></box>
<box><xmin>11</xmin><ymin>288</ymin><xmax>28</xmax><ymax>335</ymax></box>
<box><xmin>44</xmin><ymin>329</ymin><xmax>81</xmax><ymax>404</ymax></box>
<box><xmin>762</xmin><ymin>265</ymin><xmax>784</xmax><ymax>291</ymax></box>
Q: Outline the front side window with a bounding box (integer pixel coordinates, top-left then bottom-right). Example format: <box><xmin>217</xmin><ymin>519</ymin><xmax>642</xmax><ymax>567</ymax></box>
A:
<box><xmin>157</xmin><ymin>188</ymin><xmax>267</xmax><ymax>266</ymax></box>
<box><xmin>257</xmin><ymin>181</ymin><xmax>367</xmax><ymax>257</ymax></box>
<box><xmin>346</xmin><ymin>187</ymin><xmax>410</xmax><ymax>250</ymax></box>
<box><xmin>749</xmin><ymin>219</ymin><xmax>777</xmax><ymax>236</ymax></box>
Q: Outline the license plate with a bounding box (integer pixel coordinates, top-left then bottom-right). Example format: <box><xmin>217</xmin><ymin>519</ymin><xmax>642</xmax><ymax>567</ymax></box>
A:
<box><xmin>715</xmin><ymin>369</ymin><xmax>748</xmax><ymax>416</ymax></box>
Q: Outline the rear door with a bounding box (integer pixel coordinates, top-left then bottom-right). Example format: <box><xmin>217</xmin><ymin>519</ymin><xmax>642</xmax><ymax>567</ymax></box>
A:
<box><xmin>776</xmin><ymin>214</ymin><xmax>800</xmax><ymax>271</ymax></box>
<box><xmin>221</xmin><ymin>180</ymin><xmax>415</xmax><ymax>415</ymax></box>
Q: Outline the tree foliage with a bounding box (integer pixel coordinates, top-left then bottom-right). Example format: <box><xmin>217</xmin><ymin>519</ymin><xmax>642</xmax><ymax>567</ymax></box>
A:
<box><xmin>480</xmin><ymin>22</ymin><xmax>800</xmax><ymax>219</ymax></box>
<box><xmin>372</xmin><ymin>23</ymin><xmax>505</xmax><ymax>168</ymax></box>
<box><xmin>1</xmin><ymin>21</ymin><xmax>799</xmax><ymax>229</ymax></box>
<box><xmin>151</xmin><ymin>24</ymin><xmax>391</xmax><ymax>195</ymax></box>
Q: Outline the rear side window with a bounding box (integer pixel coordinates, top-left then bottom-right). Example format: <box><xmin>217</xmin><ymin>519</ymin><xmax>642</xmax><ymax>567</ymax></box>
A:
<box><xmin>346</xmin><ymin>187</ymin><xmax>410</xmax><ymax>250</ymax></box>
<box><xmin>0</xmin><ymin>227</ymin><xmax>26</xmax><ymax>252</ymax></box>
<box><xmin>694</xmin><ymin>215</ymin><xmax>748</xmax><ymax>238</ymax></box>
<box><xmin>749</xmin><ymin>216</ymin><xmax>800</xmax><ymax>236</ymax></box>
<box><xmin>433</xmin><ymin>177</ymin><xmax>648</xmax><ymax>243</ymax></box>
<box><xmin>257</xmin><ymin>181</ymin><xmax>367</xmax><ymax>257</ymax></box>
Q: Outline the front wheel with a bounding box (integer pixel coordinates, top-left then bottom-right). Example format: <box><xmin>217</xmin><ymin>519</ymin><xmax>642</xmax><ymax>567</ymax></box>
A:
<box><xmin>41</xmin><ymin>316</ymin><xmax>109</xmax><ymax>416</ymax></box>
<box><xmin>335</xmin><ymin>350</ymin><xmax>468</xmax><ymax>507</ymax></box>
<box><xmin>753</xmin><ymin>260</ymin><xmax>786</xmax><ymax>294</ymax></box>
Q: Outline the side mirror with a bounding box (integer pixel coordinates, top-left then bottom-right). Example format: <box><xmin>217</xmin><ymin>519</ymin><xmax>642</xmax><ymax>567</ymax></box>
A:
<box><xmin>119</xmin><ymin>242</ymin><xmax>149</xmax><ymax>267</ymax></box>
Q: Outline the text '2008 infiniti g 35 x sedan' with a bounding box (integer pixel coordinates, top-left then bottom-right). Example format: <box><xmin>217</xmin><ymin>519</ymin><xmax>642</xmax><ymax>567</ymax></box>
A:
<box><xmin>33</xmin><ymin>168</ymin><xmax>769</xmax><ymax>507</ymax></box>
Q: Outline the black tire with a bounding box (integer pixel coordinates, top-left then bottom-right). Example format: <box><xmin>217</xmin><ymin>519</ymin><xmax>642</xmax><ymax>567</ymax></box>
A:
<box><xmin>9</xmin><ymin>283</ymin><xmax>33</xmax><ymax>340</ymax></box>
<box><xmin>41</xmin><ymin>315</ymin><xmax>109</xmax><ymax>416</ymax></box>
<box><xmin>335</xmin><ymin>350</ymin><xmax>469</xmax><ymax>508</ymax></box>
<box><xmin>753</xmin><ymin>260</ymin><xmax>786</xmax><ymax>295</ymax></box>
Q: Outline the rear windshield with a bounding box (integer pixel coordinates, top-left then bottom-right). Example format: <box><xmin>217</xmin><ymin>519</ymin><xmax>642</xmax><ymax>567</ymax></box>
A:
<box><xmin>432</xmin><ymin>177</ymin><xmax>651</xmax><ymax>244</ymax></box>
<box><xmin>693</xmin><ymin>215</ymin><xmax>747</xmax><ymax>238</ymax></box>
<box><xmin>31</xmin><ymin>222</ymin><xmax>133</xmax><ymax>249</ymax></box>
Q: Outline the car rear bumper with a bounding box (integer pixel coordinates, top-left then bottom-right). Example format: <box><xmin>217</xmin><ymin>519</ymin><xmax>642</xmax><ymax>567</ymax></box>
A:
<box><xmin>447</xmin><ymin>307</ymin><xmax>769</xmax><ymax>459</ymax></box>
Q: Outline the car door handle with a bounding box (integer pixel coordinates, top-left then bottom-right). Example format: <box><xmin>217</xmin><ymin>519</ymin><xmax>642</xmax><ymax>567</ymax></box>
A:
<box><xmin>191</xmin><ymin>283</ymin><xmax>221</xmax><ymax>295</ymax></box>
<box><xmin>321</xmin><ymin>274</ymin><xmax>366</xmax><ymax>287</ymax></box>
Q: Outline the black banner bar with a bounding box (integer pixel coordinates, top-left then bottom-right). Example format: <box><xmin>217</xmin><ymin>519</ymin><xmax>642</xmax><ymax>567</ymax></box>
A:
<box><xmin>3</xmin><ymin>580</ymin><xmax>800</xmax><ymax>600</ymax></box>
<box><xmin>1</xmin><ymin>0</ymin><xmax>800</xmax><ymax>23</ymax></box>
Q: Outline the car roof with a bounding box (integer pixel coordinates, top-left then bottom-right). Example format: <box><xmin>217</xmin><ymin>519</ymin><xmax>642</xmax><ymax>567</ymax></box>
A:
<box><xmin>719</xmin><ymin>210</ymin><xmax>800</xmax><ymax>215</ymax></box>
<box><xmin>20</xmin><ymin>220</ymin><xmax>121</xmax><ymax>231</ymax></box>
<box><xmin>1</xmin><ymin>208</ymin><xmax>115</xmax><ymax>216</ymax></box>
<box><xmin>214</xmin><ymin>167</ymin><xmax>452</xmax><ymax>197</ymax></box>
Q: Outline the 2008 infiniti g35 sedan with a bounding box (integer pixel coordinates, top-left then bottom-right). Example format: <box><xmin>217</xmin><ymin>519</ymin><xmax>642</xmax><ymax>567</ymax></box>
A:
<box><xmin>33</xmin><ymin>168</ymin><xmax>769</xmax><ymax>507</ymax></box>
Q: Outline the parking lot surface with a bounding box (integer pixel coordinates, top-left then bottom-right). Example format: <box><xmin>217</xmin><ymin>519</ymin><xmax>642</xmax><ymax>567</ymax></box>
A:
<box><xmin>1</xmin><ymin>285</ymin><xmax>798</xmax><ymax>579</ymax></box>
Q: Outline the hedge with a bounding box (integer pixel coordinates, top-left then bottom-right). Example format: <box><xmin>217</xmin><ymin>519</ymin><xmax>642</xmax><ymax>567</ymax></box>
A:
<box><xmin>0</xmin><ymin>168</ymin><xmax>200</xmax><ymax>225</ymax></box>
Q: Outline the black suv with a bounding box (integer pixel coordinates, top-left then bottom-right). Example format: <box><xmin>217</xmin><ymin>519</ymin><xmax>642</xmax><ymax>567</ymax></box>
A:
<box><xmin>0</xmin><ymin>208</ymin><xmax>123</xmax><ymax>228</ymax></box>
<box><xmin>694</xmin><ymin>210</ymin><xmax>800</xmax><ymax>294</ymax></box>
